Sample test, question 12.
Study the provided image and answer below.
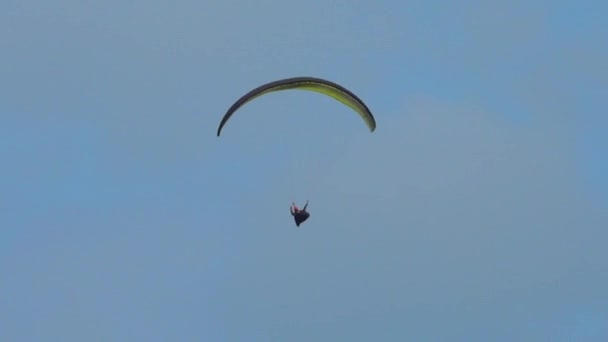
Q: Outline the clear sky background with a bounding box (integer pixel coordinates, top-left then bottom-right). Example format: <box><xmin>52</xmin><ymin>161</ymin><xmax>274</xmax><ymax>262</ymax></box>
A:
<box><xmin>2</xmin><ymin>0</ymin><xmax>607</xmax><ymax>341</ymax></box>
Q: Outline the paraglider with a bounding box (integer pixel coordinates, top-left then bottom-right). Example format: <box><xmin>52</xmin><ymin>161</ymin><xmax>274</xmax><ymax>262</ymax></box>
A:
<box><xmin>217</xmin><ymin>76</ymin><xmax>376</xmax><ymax>227</ymax></box>
<box><xmin>216</xmin><ymin>76</ymin><xmax>376</xmax><ymax>136</ymax></box>
<box><xmin>290</xmin><ymin>201</ymin><xmax>310</xmax><ymax>227</ymax></box>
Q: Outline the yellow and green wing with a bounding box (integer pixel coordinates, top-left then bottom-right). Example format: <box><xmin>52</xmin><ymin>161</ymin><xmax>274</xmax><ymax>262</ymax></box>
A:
<box><xmin>216</xmin><ymin>77</ymin><xmax>376</xmax><ymax>136</ymax></box>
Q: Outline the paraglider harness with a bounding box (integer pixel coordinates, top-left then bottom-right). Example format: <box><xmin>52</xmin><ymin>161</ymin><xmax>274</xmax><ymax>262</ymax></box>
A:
<box><xmin>290</xmin><ymin>201</ymin><xmax>310</xmax><ymax>227</ymax></box>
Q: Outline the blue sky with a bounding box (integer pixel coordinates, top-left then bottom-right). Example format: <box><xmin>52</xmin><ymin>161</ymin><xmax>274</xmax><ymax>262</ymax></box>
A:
<box><xmin>1</xmin><ymin>0</ymin><xmax>607</xmax><ymax>341</ymax></box>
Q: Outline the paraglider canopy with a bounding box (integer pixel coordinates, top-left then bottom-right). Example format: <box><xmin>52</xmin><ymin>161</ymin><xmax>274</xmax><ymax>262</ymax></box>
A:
<box><xmin>216</xmin><ymin>76</ymin><xmax>376</xmax><ymax>136</ymax></box>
